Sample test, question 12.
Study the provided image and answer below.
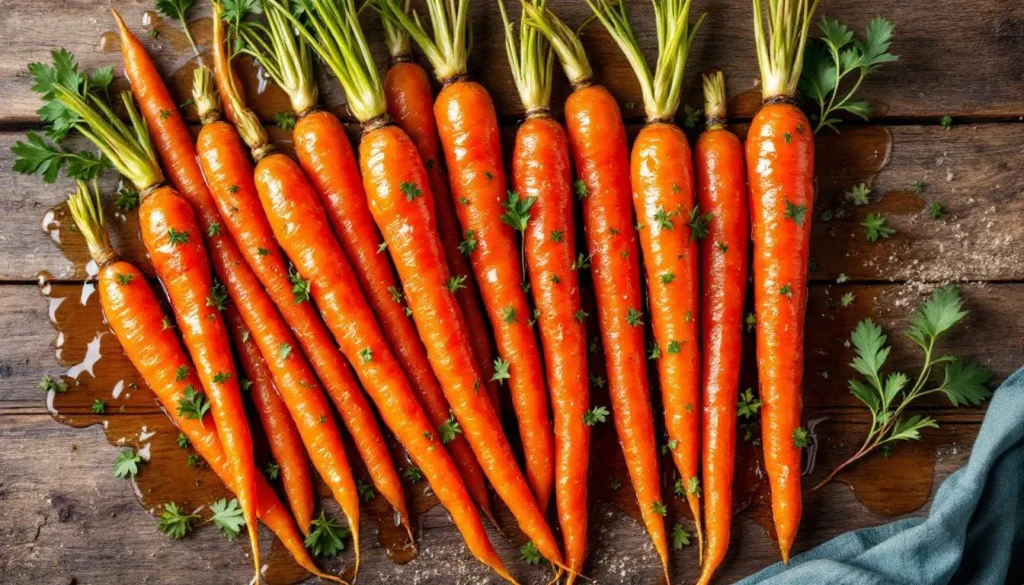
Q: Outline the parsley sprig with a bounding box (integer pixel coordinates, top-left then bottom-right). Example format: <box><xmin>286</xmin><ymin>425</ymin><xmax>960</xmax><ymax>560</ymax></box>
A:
<box><xmin>814</xmin><ymin>286</ymin><xmax>992</xmax><ymax>490</ymax></box>
<box><xmin>800</xmin><ymin>17</ymin><xmax>899</xmax><ymax>134</ymax></box>
<box><xmin>304</xmin><ymin>511</ymin><xmax>350</xmax><ymax>558</ymax></box>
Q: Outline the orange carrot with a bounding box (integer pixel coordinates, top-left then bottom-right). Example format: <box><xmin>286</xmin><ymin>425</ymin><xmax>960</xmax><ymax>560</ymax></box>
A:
<box><xmin>225</xmin><ymin>306</ymin><xmax>316</xmax><ymax>535</ymax></box>
<box><xmin>695</xmin><ymin>72</ymin><xmax>749</xmax><ymax>585</ymax></box>
<box><xmin>205</xmin><ymin>8</ymin><xmax>409</xmax><ymax>545</ymax></box>
<box><xmin>528</xmin><ymin>2</ymin><xmax>667</xmax><ymax>575</ymax></box>
<box><xmin>380</xmin><ymin>8</ymin><xmax>503</xmax><ymax>421</ymax></box>
<box><xmin>66</xmin><ymin>182</ymin><xmax>341</xmax><ymax>584</ymax></box>
<box><xmin>222</xmin><ymin>2</ymin><xmax>517</xmax><ymax>578</ymax></box>
<box><xmin>380</xmin><ymin>0</ymin><xmax>555</xmax><ymax>514</ymax></box>
<box><xmin>502</xmin><ymin>4</ymin><xmax>590</xmax><ymax>581</ymax></box>
<box><xmin>748</xmin><ymin>0</ymin><xmax>819</xmax><ymax>563</ymax></box>
<box><xmin>589</xmin><ymin>0</ymin><xmax>706</xmax><ymax>563</ymax></box>
<box><xmin>49</xmin><ymin>34</ymin><xmax>261</xmax><ymax>577</ymax></box>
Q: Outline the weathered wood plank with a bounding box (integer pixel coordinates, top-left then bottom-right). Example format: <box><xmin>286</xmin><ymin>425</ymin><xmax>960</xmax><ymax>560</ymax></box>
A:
<box><xmin>0</xmin><ymin>1</ymin><xmax>1022</xmax><ymax>124</ymax></box>
<box><xmin>2</xmin><ymin>281</ymin><xmax>1017</xmax><ymax>415</ymax></box>
<box><xmin>2</xmin><ymin>123</ymin><xmax>1022</xmax><ymax>283</ymax></box>
<box><xmin>0</xmin><ymin>412</ymin><xmax>980</xmax><ymax>584</ymax></box>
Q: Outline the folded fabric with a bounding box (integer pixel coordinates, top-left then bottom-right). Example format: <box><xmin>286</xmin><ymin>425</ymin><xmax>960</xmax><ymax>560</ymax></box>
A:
<box><xmin>736</xmin><ymin>366</ymin><xmax>1024</xmax><ymax>585</ymax></box>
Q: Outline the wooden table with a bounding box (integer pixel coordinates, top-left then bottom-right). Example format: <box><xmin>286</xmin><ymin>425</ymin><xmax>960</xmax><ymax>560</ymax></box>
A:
<box><xmin>1</xmin><ymin>1</ymin><xmax>1022</xmax><ymax>584</ymax></box>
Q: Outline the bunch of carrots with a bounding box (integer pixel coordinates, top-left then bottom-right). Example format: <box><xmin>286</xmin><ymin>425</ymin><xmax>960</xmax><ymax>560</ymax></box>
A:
<box><xmin>15</xmin><ymin>0</ymin><xmax>827</xmax><ymax>583</ymax></box>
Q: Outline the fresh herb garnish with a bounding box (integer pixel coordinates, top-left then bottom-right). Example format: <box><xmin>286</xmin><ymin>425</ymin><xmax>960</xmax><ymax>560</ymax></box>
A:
<box><xmin>670</xmin><ymin>522</ymin><xmax>691</xmax><ymax>549</ymax></box>
<box><xmin>800</xmin><ymin>17</ymin><xmax>899</xmax><ymax>133</ymax></box>
<box><xmin>304</xmin><ymin>511</ymin><xmax>349</xmax><ymax>557</ymax></box>
<box><xmin>176</xmin><ymin>385</ymin><xmax>210</xmax><ymax>420</ymax></box>
<box><xmin>208</xmin><ymin>498</ymin><xmax>245</xmax><ymax>540</ymax></box>
<box><xmin>157</xmin><ymin>503</ymin><xmax>199</xmax><ymax>540</ymax></box>
<box><xmin>815</xmin><ymin>286</ymin><xmax>992</xmax><ymax>490</ymax></box>
<box><xmin>583</xmin><ymin>406</ymin><xmax>610</xmax><ymax>426</ymax></box>
<box><xmin>861</xmin><ymin>213</ymin><xmax>895</xmax><ymax>242</ymax></box>
<box><xmin>113</xmin><ymin>448</ymin><xmax>143</xmax><ymax>479</ymax></box>
<box><xmin>439</xmin><ymin>415</ymin><xmax>462</xmax><ymax>444</ymax></box>
<box><xmin>520</xmin><ymin>542</ymin><xmax>542</xmax><ymax>565</ymax></box>
<box><xmin>845</xmin><ymin>183</ymin><xmax>871</xmax><ymax>206</ymax></box>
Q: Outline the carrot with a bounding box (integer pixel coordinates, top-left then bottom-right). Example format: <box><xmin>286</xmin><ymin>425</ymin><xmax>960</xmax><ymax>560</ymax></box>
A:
<box><xmin>65</xmin><ymin>182</ymin><xmax>342</xmax><ymax>584</ymax></box>
<box><xmin>695</xmin><ymin>72</ymin><xmax>749</xmax><ymax>585</ymax></box>
<box><xmin>501</xmin><ymin>3</ymin><xmax>590</xmax><ymax>581</ymax></box>
<box><xmin>225</xmin><ymin>306</ymin><xmax>316</xmax><ymax>535</ymax></box>
<box><xmin>206</xmin><ymin>7</ymin><xmax>409</xmax><ymax>548</ymax></box>
<box><xmin>379</xmin><ymin>0</ymin><xmax>555</xmax><ymax>514</ymax></box>
<box><xmin>306</xmin><ymin>0</ymin><xmax>570</xmax><ymax>572</ymax></box>
<box><xmin>748</xmin><ymin>0</ymin><xmax>820</xmax><ymax>563</ymax></box>
<box><xmin>380</xmin><ymin>1</ymin><xmax>503</xmax><ymax>422</ymax></box>
<box><xmin>589</xmin><ymin>0</ymin><xmax>706</xmax><ymax>565</ymax></box>
<box><xmin>44</xmin><ymin>44</ymin><xmax>260</xmax><ymax>579</ymax></box>
<box><xmin>527</xmin><ymin>3</ymin><xmax>668</xmax><ymax>576</ymax></box>
<box><xmin>224</xmin><ymin>2</ymin><xmax>518</xmax><ymax>579</ymax></box>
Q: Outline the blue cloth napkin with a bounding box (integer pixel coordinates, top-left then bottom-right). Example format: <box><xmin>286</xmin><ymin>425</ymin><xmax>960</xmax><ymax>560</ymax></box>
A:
<box><xmin>736</xmin><ymin>367</ymin><xmax>1024</xmax><ymax>585</ymax></box>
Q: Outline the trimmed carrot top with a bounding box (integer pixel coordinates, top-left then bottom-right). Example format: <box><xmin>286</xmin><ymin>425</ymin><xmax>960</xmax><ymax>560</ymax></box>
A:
<box><xmin>588</xmin><ymin>0</ymin><xmax>705</xmax><ymax>122</ymax></box>
<box><xmin>378</xmin><ymin>0</ymin><xmax>471</xmax><ymax>83</ymax></box>
<box><xmin>752</xmin><ymin>0</ymin><xmax>821</xmax><ymax>100</ymax></box>
<box><xmin>211</xmin><ymin>5</ymin><xmax>272</xmax><ymax>157</ymax></box>
<box><xmin>498</xmin><ymin>0</ymin><xmax>553</xmax><ymax>113</ymax></box>
<box><xmin>702</xmin><ymin>70</ymin><xmax>728</xmax><ymax>126</ymax></box>
<box><xmin>380</xmin><ymin>0</ymin><xmax>412</xmax><ymax>59</ymax></box>
<box><xmin>232</xmin><ymin>0</ymin><xmax>318</xmax><ymax>114</ymax></box>
<box><xmin>286</xmin><ymin>0</ymin><xmax>385</xmax><ymax>123</ymax></box>
<box><xmin>521</xmin><ymin>3</ymin><xmax>592</xmax><ymax>88</ymax></box>
<box><xmin>66</xmin><ymin>180</ymin><xmax>116</xmax><ymax>266</ymax></box>
<box><xmin>53</xmin><ymin>85</ymin><xmax>162</xmax><ymax>192</ymax></box>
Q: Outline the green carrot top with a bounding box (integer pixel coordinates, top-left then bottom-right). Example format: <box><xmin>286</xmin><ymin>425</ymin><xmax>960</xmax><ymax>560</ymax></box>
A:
<box><xmin>499</xmin><ymin>1</ymin><xmax>554</xmax><ymax>113</ymax></box>
<box><xmin>588</xmin><ymin>0</ymin><xmax>705</xmax><ymax>123</ymax></box>
<box><xmin>522</xmin><ymin>3</ymin><xmax>593</xmax><ymax>89</ymax></box>
<box><xmin>378</xmin><ymin>0</ymin><xmax>472</xmax><ymax>83</ymax></box>
<box><xmin>752</xmin><ymin>0</ymin><xmax>820</xmax><ymax>100</ymax></box>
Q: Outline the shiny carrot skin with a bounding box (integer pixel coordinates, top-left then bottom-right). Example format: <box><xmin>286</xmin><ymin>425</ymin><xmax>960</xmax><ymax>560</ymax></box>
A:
<box><xmin>202</xmin><ymin>23</ymin><xmax>408</xmax><ymax>536</ymax></box>
<box><xmin>746</xmin><ymin>102</ymin><xmax>814</xmax><ymax>562</ymax></box>
<box><xmin>95</xmin><ymin>261</ymin><xmax>337</xmax><ymax>582</ymax></box>
<box><xmin>631</xmin><ymin>122</ymin><xmax>703</xmax><ymax>545</ymax></box>
<box><xmin>384</xmin><ymin>60</ymin><xmax>503</xmax><ymax>419</ymax></box>
<box><xmin>361</xmin><ymin>123</ymin><xmax>564</xmax><ymax>569</ymax></box>
<box><xmin>253</xmin><ymin>151</ymin><xmax>519</xmax><ymax>575</ymax></box>
<box><xmin>135</xmin><ymin>185</ymin><xmax>259</xmax><ymax>560</ymax></box>
<box><xmin>513</xmin><ymin>114</ymin><xmax>591</xmax><ymax>578</ymax></box>
<box><xmin>114</xmin><ymin>13</ymin><xmax>261</xmax><ymax>565</ymax></box>
<box><xmin>292</xmin><ymin>110</ymin><xmax>492</xmax><ymax>518</ymax></box>
<box><xmin>226</xmin><ymin>307</ymin><xmax>316</xmax><ymax>535</ymax></box>
<box><xmin>195</xmin><ymin>120</ymin><xmax>405</xmax><ymax>550</ymax></box>
<box><xmin>696</xmin><ymin>119</ymin><xmax>749</xmax><ymax>585</ymax></box>
<box><xmin>435</xmin><ymin>79</ymin><xmax>554</xmax><ymax>510</ymax></box>
<box><xmin>565</xmin><ymin>83</ymin><xmax>668</xmax><ymax>566</ymax></box>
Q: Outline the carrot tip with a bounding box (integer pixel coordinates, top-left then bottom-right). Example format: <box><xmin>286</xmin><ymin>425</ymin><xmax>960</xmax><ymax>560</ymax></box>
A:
<box><xmin>110</xmin><ymin>8</ymin><xmax>128</xmax><ymax>34</ymax></box>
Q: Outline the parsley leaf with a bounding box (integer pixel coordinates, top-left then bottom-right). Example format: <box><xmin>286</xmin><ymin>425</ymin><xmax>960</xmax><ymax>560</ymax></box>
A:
<box><xmin>737</xmin><ymin>389</ymin><xmax>762</xmax><ymax>419</ymax></box>
<box><xmin>439</xmin><ymin>415</ymin><xmax>462</xmax><ymax>444</ymax></box>
<box><xmin>157</xmin><ymin>503</ymin><xmax>199</xmax><ymax>540</ymax></box>
<box><xmin>357</xmin><ymin>478</ymin><xmax>376</xmax><ymax>503</ymax></box>
<box><xmin>583</xmin><ymin>406</ymin><xmax>610</xmax><ymax>426</ymax></box>
<box><xmin>274</xmin><ymin>110</ymin><xmax>297</xmax><ymax>130</ymax></box>
<box><xmin>819</xmin><ymin>286</ymin><xmax>992</xmax><ymax>490</ymax></box>
<box><xmin>304</xmin><ymin>512</ymin><xmax>349</xmax><ymax>557</ymax></box>
<box><xmin>458</xmin><ymin>230</ymin><xmax>477</xmax><ymax>255</ymax></box>
<box><xmin>491</xmin><ymin>357</ymin><xmax>511</xmax><ymax>384</ymax></box>
<box><xmin>687</xmin><ymin>206</ymin><xmax>714</xmax><ymax>241</ymax></box>
<box><xmin>113</xmin><ymin>448</ymin><xmax>143</xmax><ymax>479</ymax></box>
<box><xmin>520</xmin><ymin>542</ymin><xmax>542</xmax><ymax>565</ymax></box>
<box><xmin>800</xmin><ymin>17</ymin><xmax>898</xmax><ymax>133</ymax></box>
<box><xmin>40</xmin><ymin>375</ymin><xmax>68</xmax><ymax>394</ymax></box>
<box><xmin>845</xmin><ymin>183</ymin><xmax>871</xmax><ymax>206</ymax></box>
<box><xmin>12</xmin><ymin>132</ymin><xmax>109</xmax><ymax>183</ymax></box>
<box><xmin>670</xmin><ymin>522</ymin><xmax>691</xmax><ymax>549</ymax></box>
<box><xmin>176</xmin><ymin>385</ymin><xmax>211</xmax><ymax>420</ymax></box>
<box><xmin>400</xmin><ymin>182</ymin><xmax>423</xmax><ymax>201</ymax></box>
<box><xmin>289</xmin><ymin>266</ymin><xmax>311</xmax><ymax>304</ymax></box>
<box><xmin>861</xmin><ymin>213</ymin><xmax>895</xmax><ymax>242</ymax></box>
<box><xmin>500</xmin><ymin>191</ymin><xmax>536</xmax><ymax>233</ymax></box>
<box><xmin>209</xmin><ymin>498</ymin><xmax>245</xmax><ymax>540</ymax></box>
<box><xmin>264</xmin><ymin>461</ymin><xmax>280</xmax><ymax>480</ymax></box>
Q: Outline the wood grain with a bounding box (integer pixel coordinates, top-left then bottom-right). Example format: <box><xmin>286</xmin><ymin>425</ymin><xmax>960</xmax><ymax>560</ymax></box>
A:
<box><xmin>0</xmin><ymin>412</ymin><xmax>981</xmax><ymax>585</ymax></box>
<box><xmin>0</xmin><ymin>1</ymin><xmax>1022</xmax><ymax>124</ymax></box>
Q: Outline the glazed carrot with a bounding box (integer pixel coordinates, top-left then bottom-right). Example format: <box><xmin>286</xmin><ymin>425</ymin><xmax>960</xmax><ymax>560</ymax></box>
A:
<box><xmin>380</xmin><ymin>0</ymin><xmax>555</xmax><ymax>514</ymax></box>
<box><xmin>66</xmin><ymin>182</ymin><xmax>341</xmax><ymax>584</ymax></box>
<box><xmin>527</xmin><ymin>3</ymin><xmax>667</xmax><ymax>575</ymax></box>
<box><xmin>695</xmin><ymin>72</ymin><xmax>749</xmax><ymax>585</ymax></box>
<box><xmin>206</xmin><ymin>7</ymin><xmax>409</xmax><ymax>545</ymax></box>
<box><xmin>304</xmin><ymin>0</ymin><xmax>569</xmax><ymax>572</ymax></box>
<box><xmin>380</xmin><ymin>3</ymin><xmax>503</xmax><ymax>421</ymax></box>
<box><xmin>590</xmin><ymin>0</ymin><xmax>706</xmax><ymax>562</ymax></box>
<box><xmin>748</xmin><ymin>0</ymin><xmax>820</xmax><ymax>563</ymax></box>
<box><xmin>43</xmin><ymin>43</ymin><xmax>260</xmax><ymax>578</ymax></box>
<box><xmin>225</xmin><ymin>306</ymin><xmax>316</xmax><ymax>535</ymax></box>
<box><xmin>225</xmin><ymin>2</ymin><xmax>517</xmax><ymax>579</ymax></box>
<box><xmin>501</xmin><ymin>4</ymin><xmax>590</xmax><ymax>581</ymax></box>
